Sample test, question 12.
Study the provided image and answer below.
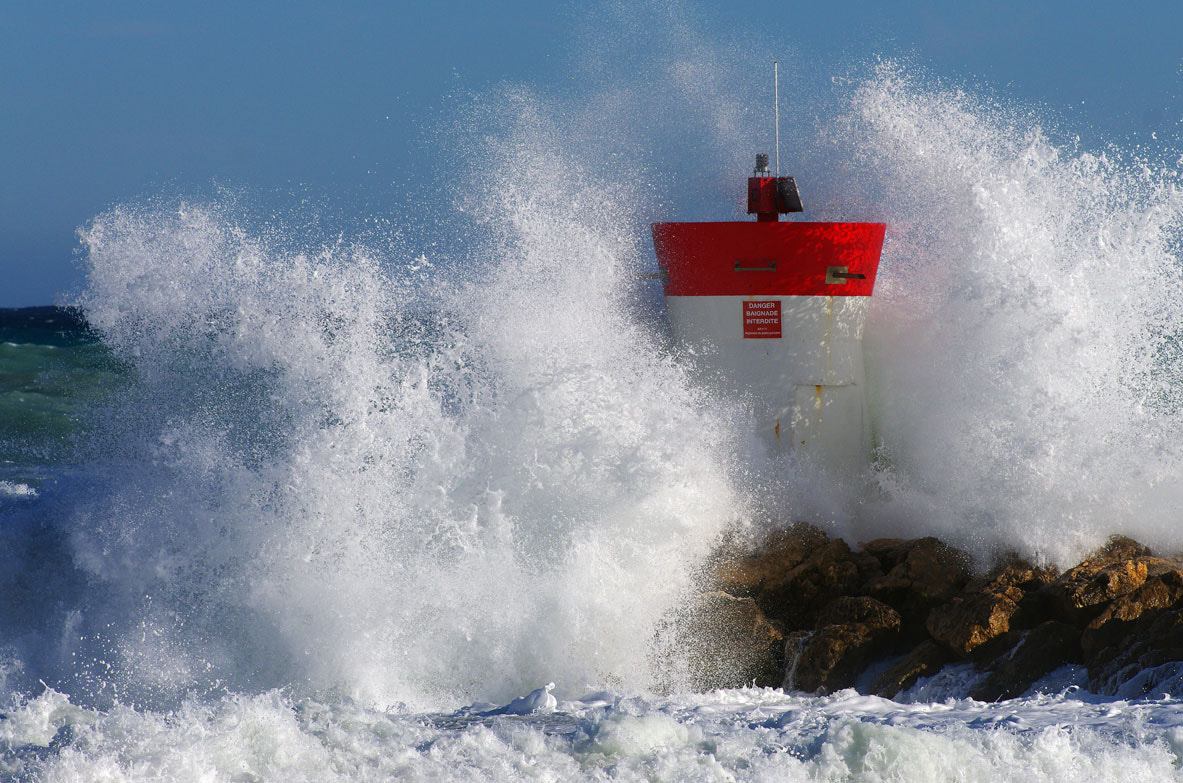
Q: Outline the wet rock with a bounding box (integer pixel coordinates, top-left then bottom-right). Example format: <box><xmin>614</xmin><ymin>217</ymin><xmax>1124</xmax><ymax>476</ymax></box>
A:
<box><xmin>970</xmin><ymin>621</ymin><xmax>1081</xmax><ymax>701</ymax></box>
<box><xmin>1043</xmin><ymin>545</ymin><xmax>1183</xmax><ymax>627</ymax></box>
<box><xmin>967</xmin><ymin>557</ymin><xmax>1060</xmax><ymax>632</ymax></box>
<box><xmin>1081</xmin><ymin>570</ymin><xmax>1183</xmax><ymax>660</ymax></box>
<box><xmin>783</xmin><ymin>622</ymin><xmax>895</xmax><ymax>693</ymax></box>
<box><xmin>713</xmin><ymin>523</ymin><xmax>831</xmax><ymax>599</ymax></box>
<box><xmin>709</xmin><ymin>529</ymin><xmax>1183</xmax><ymax>701</ymax></box>
<box><xmin>1051</xmin><ymin>559</ymin><xmax>1149</xmax><ymax>619</ymax></box>
<box><xmin>865</xmin><ymin>538</ymin><xmax>971</xmax><ymax>636</ymax></box>
<box><xmin>1087</xmin><ymin>597</ymin><xmax>1183</xmax><ymax>695</ymax></box>
<box><xmin>815</xmin><ymin>596</ymin><xmax>901</xmax><ymax>632</ymax></box>
<box><xmin>966</xmin><ymin>556</ymin><xmax>1058</xmax><ymax>595</ymax></box>
<box><xmin>782</xmin><ymin>597</ymin><xmax>901</xmax><ymax>693</ymax></box>
<box><xmin>756</xmin><ymin>539</ymin><xmax>877</xmax><ymax>628</ymax></box>
<box><xmin>1088</xmin><ymin>535</ymin><xmax>1153</xmax><ymax>565</ymax></box>
<box><xmin>865</xmin><ymin>537</ymin><xmax>971</xmax><ymax>602</ymax></box>
<box><xmin>1041</xmin><ymin>537</ymin><xmax>1152</xmax><ymax>623</ymax></box>
<box><xmin>860</xmin><ymin>538</ymin><xmax>917</xmax><ymax>573</ymax></box>
<box><xmin>780</xmin><ymin>631</ymin><xmax>812</xmax><ymax>688</ymax></box>
<box><xmin>1088</xmin><ymin>607</ymin><xmax>1183</xmax><ymax>694</ymax></box>
<box><xmin>926</xmin><ymin>587</ymin><xmax>1022</xmax><ymax>656</ymax></box>
<box><xmin>870</xmin><ymin>640</ymin><xmax>953</xmax><ymax>699</ymax></box>
<box><xmin>679</xmin><ymin>591</ymin><xmax>785</xmax><ymax>691</ymax></box>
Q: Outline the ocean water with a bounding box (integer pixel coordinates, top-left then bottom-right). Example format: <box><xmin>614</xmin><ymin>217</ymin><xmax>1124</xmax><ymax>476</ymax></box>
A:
<box><xmin>5</xmin><ymin>32</ymin><xmax>1183</xmax><ymax>783</ymax></box>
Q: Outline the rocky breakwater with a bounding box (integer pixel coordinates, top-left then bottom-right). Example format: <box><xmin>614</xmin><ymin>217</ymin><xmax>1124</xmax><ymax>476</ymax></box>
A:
<box><xmin>702</xmin><ymin>525</ymin><xmax>1183</xmax><ymax>700</ymax></box>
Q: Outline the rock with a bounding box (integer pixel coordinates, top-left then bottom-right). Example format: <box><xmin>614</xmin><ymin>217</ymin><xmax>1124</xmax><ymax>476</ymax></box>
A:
<box><xmin>1081</xmin><ymin>570</ymin><xmax>1183</xmax><ymax>660</ymax></box>
<box><xmin>866</xmin><ymin>538</ymin><xmax>971</xmax><ymax>636</ymax></box>
<box><xmin>965</xmin><ymin>557</ymin><xmax>1060</xmax><ymax>632</ymax></box>
<box><xmin>713</xmin><ymin>523</ymin><xmax>830</xmax><ymax>598</ymax></box>
<box><xmin>1087</xmin><ymin>535</ymin><xmax>1153</xmax><ymax>565</ymax></box>
<box><xmin>1011</xmin><ymin>587</ymin><xmax>1059</xmax><ymax>631</ymax></box>
<box><xmin>926</xmin><ymin>587</ymin><xmax>1022</xmax><ymax>656</ymax></box>
<box><xmin>1044</xmin><ymin>548</ymin><xmax>1183</xmax><ymax>626</ymax></box>
<box><xmin>1088</xmin><ymin>607</ymin><xmax>1183</xmax><ymax>694</ymax></box>
<box><xmin>816</xmin><ymin>596</ymin><xmax>900</xmax><ymax>632</ymax></box>
<box><xmin>676</xmin><ymin>591</ymin><xmax>785</xmax><ymax>691</ymax></box>
<box><xmin>1086</xmin><ymin>592</ymin><xmax>1183</xmax><ymax>695</ymax></box>
<box><xmin>782</xmin><ymin>597</ymin><xmax>901</xmax><ymax>693</ymax></box>
<box><xmin>860</xmin><ymin>538</ymin><xmax>918</xmax><ymax>572</ymax></box>
<box><xmin>1057</xmin><ymin>559</ymin><xmax>1149</xmax><ymax>612</ymax></box>
<box><xmin>870</xmin><ymin>640</ymin><xmax>953</xmax><ymax>699</ymax></box>
<box><xmin>1040</xmin><ymin>537</ymin><xmax>1157</xmax><ymax>625</ymax></box>
<box><xmin>756</xmin><ymin>539</ymin><xmax>875</xmax><ymax>628</ymax></box>
<box><xmin>966</xmin><ymin>556</ymin><xmax>1058</xmax><ymax>595</ymax></box>
<box><xmin>866</xmin><ymin>538</ymin><xmax>971</xmax><ymax>602</ymax></box>
<box><xmin>783</xmin><ymin>622</ymin><xmax>895</xmax><ymax>693</ymax></box>
<box><xmin>707</xmin><ymin>529</ymin><xmax>1183</xmax><ymax>701</ymax></box>
<box><xmin>971</xmin><ymin>621</ymin><xmax>1081</xmax><ymax>701</ymax></box>
<box><xmin>781</xmin><ymin>630</ymin><xmax>813</xmax><ymax>688</ymax></box>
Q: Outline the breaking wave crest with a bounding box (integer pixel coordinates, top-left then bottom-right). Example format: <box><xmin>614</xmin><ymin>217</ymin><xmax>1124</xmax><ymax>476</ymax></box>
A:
<box><xmin>4</xmin><ymin>48</ymin><xmax>1183</xmax><ymax>727</ymax></box>
<box><xmin>829</xmin><ymin>64</ymin><xmax>1183</xmax><ymax>564</ymax></box>
<box><xmin>54</xmin><ymin>96</ymin><xmax>746</xmax><ymax>710</ymax></box>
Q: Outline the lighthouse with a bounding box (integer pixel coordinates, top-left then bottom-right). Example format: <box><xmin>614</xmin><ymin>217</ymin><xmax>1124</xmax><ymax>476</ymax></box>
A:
<box><xmin>651</xmin><ymin>154</ymin><xmax>885</xmax><ymax>477</ymax></box>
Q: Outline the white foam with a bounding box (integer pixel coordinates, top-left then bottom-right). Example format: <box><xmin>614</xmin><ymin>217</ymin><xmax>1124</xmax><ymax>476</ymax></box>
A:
<box><xmin>61</xmin><ymin>113</ymin><xmax>745</xmax><ymax>708</ymax></box>
<box><xmin>0</xmin><ymin>481</ymin><xmax>37</xmax><ymax>499</ymax></box>
<box><xmin>2</xmin><ymin>8</ymin><xmax>1181</xmax><ymax>742</ymax></box>
<box><xmin>5</xmin><ymin>687</ymin><xmax>1183</xmax><ymax>782</ymax></box>
<box><xmin>813</xmin><ymin>63</ymin><xmax>1183</xmax><ymax>566</ymax></box>
<box><xmin>490</xmin><ymin>682</ymin><xmax>556</xmax><ymax>715</ymax></box>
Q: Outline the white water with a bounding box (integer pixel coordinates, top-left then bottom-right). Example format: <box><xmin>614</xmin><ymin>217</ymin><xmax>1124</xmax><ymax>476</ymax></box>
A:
<box><xmin>61</xmin><ymin>141</ymin><xmax>744</xmax><ymax>710</ymax></box>
<box><xmin>837</xmin><ymin>65</ymin><xmax>1183</xmax><ymax>565</ymax></box>
<box><xmin>4</xmin><ymin>15</ymin><xmax>1183</xmax><ymax>782</ymax></box>
<box><xmin>5</xmin><ymin>685</ymin><xmax>1183</xmax><ymax>782</ymax></box>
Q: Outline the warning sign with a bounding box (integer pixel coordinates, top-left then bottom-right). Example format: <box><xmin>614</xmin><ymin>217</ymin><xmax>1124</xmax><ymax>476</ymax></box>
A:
<box><xmin>743</xmin><ymin>300</ymin><xmax>781</xmax><ymax>339</ymax></box>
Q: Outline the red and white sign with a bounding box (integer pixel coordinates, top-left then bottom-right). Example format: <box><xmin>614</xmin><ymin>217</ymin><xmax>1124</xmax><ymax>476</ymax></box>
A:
<box><xmin>743</xmin><ymin>300</ymin><xmax>781</xmax><ymax>339</ymax></box>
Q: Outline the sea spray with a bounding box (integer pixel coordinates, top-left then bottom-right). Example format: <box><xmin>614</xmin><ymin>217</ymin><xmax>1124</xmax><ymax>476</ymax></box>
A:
<box><xmin>59</xmin><ymin>89</ymin><xmax>748</xmax><ymax>709</ymax></box>
<box><xmin>810</xmin><ymin>63</ymin><xmax>1183</xmax><ymax>566</ymax></box>
<box><xmin>16</xmin><ymin>58</ymin><xmax>1183</xmax><ymax>714</ymax></box>
<box><xmin>4</xmin><ymin>31</ymin><xmax>1183</xmax><ymax>782</ymax></box>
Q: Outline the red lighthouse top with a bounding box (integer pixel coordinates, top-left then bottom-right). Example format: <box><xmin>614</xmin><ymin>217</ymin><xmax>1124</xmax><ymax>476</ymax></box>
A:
<box><xmin>651</xmin><ymin>155</ymin><xmax>886</xmax><ymax>298</ymax></box>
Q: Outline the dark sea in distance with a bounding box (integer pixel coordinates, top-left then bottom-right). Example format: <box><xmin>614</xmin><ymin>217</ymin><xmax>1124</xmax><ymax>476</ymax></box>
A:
<box><xmin>0</xmin><ymin>306</ymin><xmax>125</xmax><ymax>492</ymax></box>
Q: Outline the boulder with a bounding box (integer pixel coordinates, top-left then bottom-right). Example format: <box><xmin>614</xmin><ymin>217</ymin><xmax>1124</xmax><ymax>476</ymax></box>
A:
<box><xmin>677</xmin><ymin>591</ymin><xmax>785</xmax><ymax>691</ymax></box>
<box><xmin>782</xmin><ymin>597</ymin><xmax>901</xmax><ymax>693</ymax></box>
<box><xmin>816</xmin><ymin>596</ymin><xmax>901</xmax><ymax>632</ymax></box>
<box><xmin>971</xmin><ymin>621</ymin><xmax>1081</xmax><ymax>701</ymax></box>
<box><xmin>865</xmin><ymin>538</ymin><xmax>971</xmax><ymax>635</ymax></box>
<box><xmin>860</xmin><ymin>538</ymin><xmax>919</xmax><ymax>572</ymax></box>
<box><xmin>756</xmin><ymin>539</ymin><xmax>879</xmax><ymax>628</ymax></box>
<box><xmin>713</xmin><ymin>523</ymin><xmax>831</xmax><ymax>598</ymax></box>
<box><xmin>870</xmin><ymin>640</ymin><xmax>953</xmax><ymax>699</ymax></box>
<box><xmin>966</xmin><ymin>556</ymin><xmax>1058</xmax><ymax>595</ymax></box>
<box><xmin>707</xmin><ymin>529</ymin><xmax>1183</xmax><ymax>701</ymax></box>
<box><xmin>1088</xmin><ymin>607</ymin><xmax>1183</xmax><ymax>694</ymax></box>
<box><xmin>1054</xmin><ymin>559</ymin><xmax>1149</xmax><ymax>616</ymax></box>
<box><xmin>926</xmin><ymin>587</ymin><xmax>1022</xmax><ymax>656</ymax></box>
<box><xmin>1081</xmin><ymin>570</ymin><xmax>1183</xmax><ymax>660</ymax></box>
<box><xmin>1046</xmin><ymin>536</ymin><xmax>1153</xmax><ymax>620</ymax></box>
<box><xmin>1087</xmin><ymin>535</ymin><xmax>1153</xmax><ymax>565</ymax></box>
<box><xmin>783</xmin><ymin>622</ymin><xmax>894</xmax><ymax>693</ymax></box>
<box><xmin>1044</xmin><ymin>546</ymin><xmax>1183</xmax><ymax>626</ymax></box>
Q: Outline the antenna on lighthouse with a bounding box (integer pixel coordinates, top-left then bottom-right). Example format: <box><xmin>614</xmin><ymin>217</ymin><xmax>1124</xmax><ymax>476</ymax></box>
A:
<box><xmin>774</xmin><ymin>60</ymin><xmax>780</xmax><ymax>177</ymax></box>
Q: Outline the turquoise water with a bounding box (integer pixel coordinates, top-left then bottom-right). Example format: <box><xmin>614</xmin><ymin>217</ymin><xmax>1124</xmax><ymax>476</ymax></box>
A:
<box><xmin>0</xmin><ymin>308</ymin><xmax>125</xmax><ymax>489</ymax></box>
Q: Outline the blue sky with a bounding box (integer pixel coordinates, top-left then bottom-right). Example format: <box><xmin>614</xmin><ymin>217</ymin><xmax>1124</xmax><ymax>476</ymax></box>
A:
<box><xmin>2</xmin><ymin>0</ymin><xmax>1182</xmax><ymax>306</ymax></box>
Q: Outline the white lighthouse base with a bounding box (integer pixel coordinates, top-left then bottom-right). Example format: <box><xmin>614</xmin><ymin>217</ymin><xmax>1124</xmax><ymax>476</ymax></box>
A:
<box><xmin>665</xmin><ymin>295</ymin><xmax>872</xmax><ymax>477</ymax></box>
